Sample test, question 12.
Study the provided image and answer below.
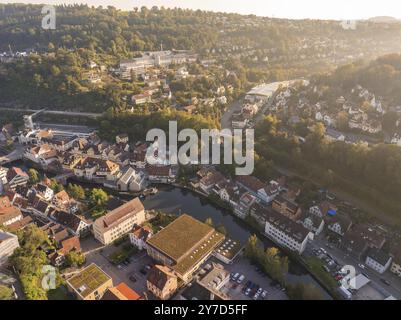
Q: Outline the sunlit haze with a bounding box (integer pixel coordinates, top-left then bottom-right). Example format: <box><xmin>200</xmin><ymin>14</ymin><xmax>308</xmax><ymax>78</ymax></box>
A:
<box><xmin>1</xmin><ymin>0</ymin><xmax>400</xmax><ymax>20</ymax></box>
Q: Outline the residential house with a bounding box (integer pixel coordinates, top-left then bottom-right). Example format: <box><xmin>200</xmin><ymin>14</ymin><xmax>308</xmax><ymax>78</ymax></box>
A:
<box><xmin>390</xmin><ymin>249</ymin><xmax>401</xmax><ymax>277</ymax></box>
<box><xmin>147</xmin><ymin>265</ymin><xmax>178</xmax><ymax>300</ymax></box>
<box><xmin>53</xmin><ymin>190</ymin><xmax>78</xmax><ymax>214</ymax></box>
<box><xmin>234</xmin><ymin>192</ymin><xmax>257</xmax><ymax>219</ymax></box>
<box><xmin>73</xmin><ymin>158</ymin><xmax>99</xmax><ymax>180</ymax></box>
<box><xmin>341</xmin><ymin>225</ymin><xmax>386</xmax><ymax>260</ymax></box>
<box><xmin>34</xmin><ymin>183</ymin><xmax>54</xmax><ymax>201</ymax></box>
<box><xmin>199</xmin><ymin>170</ymin><xmax>226</xmax><ymax>194</ymax></box>
<box><xmin>30</xmin><ymin>196</ymin><xmax>51</xmax><ymax>217</ymax></box>
<box><xmin>6</xmin><ymin>167</ymin><xmax>29</xmax><ymax>189</ymax></box>
<box><xmin>131</xmin><ymin>143</ymin><xmax>148</xmax><ymax>168</ymax></box>
<box><xmin>214</xmin><ymin>181</ymin><xmax>240</xmax><ymax>207</ymax></box>
<box><xmin>132</xmin><ymin>92</ymin><xmax>152</xmax><ymax>105</ymax></box>
<box><xmin>0</xmin><ymin>196</ymin><xmax>23</xmax><ymax>226</ymax></box>
<box><xmin>96</xmin><ymin>160</ymin><xmax>120</xmax><ymax>181</ymax></box>
<box><xmin>51</xmin><ymin>235</ymin><xmax>81</xmax><ymax>266</ymax></box>
<box><xmin>309</xmin><ymin>201</ymin><xmax>337</xmax><ymax>218</ymax></box>
<box><xmin>101</xmin><ymin>282</ymin><xmax>141</xmax><ymax>300</ymax></box>
<box><xmin>147</xmin><ymin>166</ymin><xmax>176</xmax><ymax>184</ymax></box>
<box><xmin>52</xmin><ymin>210</ymin><xmax>91</xmax><ymax>237</ymax></box>
<box><xmin>301</xmin><ymin>214</ymin><xmax>325</xmax><ymax>236</ymax></box>
<box><xmin>272</xmin><ymin>195</ymin><xmax>302</xmax><ymax>221</ymax></box>
<box><xmin>236</xmin><ymin>175</ymin><xmax>279</xmax><ymax>204</ymax></box>
<box><xmin>365</xmin><ymin>248</ymin><xmax>392</xmax><ymax>274</ymax></box>
<box><xmin>326</xmin><ymin>215</ymin><xmax>353</xmax><ymax>237</ymax></box>
<box><xmin>129</xmin><ymin>224</ymin><xmax>153</xmax><ymax>250</ymax></box>
<box><xmin>117</xmin><ymin>167</ymin><xmax>146</xmax><ymax>192</ymax></box>
<box><xmin>116</xmin><ymin>134</ymin><xmax>129</xmax><ymax>145</ymax></box>
<box><xmin>62</xmin><ymin>153</ymin><xmax>82</xmax><ymax>170</ymax></box>
<box><xmin>24</xmin><ymin>144</ymin><xmax>58</xmax><ymax>166</ymax></box>
<box><xmin>42</xmin><ymin>135</ymin><xmax>78</xmax><ymax>152</ymax></box>
<box><xmin>0</xmin><ymin>166</ymin><xmax>8</xmax><ymax>184</ymax></box>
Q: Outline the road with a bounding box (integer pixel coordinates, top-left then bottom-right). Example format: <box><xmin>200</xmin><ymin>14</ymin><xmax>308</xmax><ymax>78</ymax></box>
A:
<box><xmin>221</xmin><ymin>99</ymin><xmax>244</xmax><ymax>129</ymax></box>
<box><xmin>0</xmin><ymin>107</ymin><xmax>103</xmax><ymax>119</ymax></box>
<box><xmin>0</xmin><ymin>145</ymin><xmax>25</xmax><ymax>165</ymax></box>
<box><xmin>308</xmin><ymin>235</ymin><xmax>401</xmax><ymax>299</ymax></box>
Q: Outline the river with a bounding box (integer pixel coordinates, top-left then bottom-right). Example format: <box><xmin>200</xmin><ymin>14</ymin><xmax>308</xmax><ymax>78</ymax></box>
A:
<box><xmin>143</xmin><ymin>185</ymin><xmax>331</xmax><ymax>299</ymax></box>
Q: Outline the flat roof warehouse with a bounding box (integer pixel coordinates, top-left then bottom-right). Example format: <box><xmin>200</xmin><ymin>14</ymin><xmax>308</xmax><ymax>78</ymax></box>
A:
<box><xmin>246</xmin><ymin>79</ymin><xmax>310</xmax><ymax>98</ymax></box>
<box><xmin>147</xmin><ymin>214</ymin><xmax>225</xmax><ymax>275</ymax></box>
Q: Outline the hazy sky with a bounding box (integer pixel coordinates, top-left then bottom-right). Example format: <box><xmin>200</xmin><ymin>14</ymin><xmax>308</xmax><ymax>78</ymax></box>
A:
<box><xmin>1</xmin><ymin>0</ymin><xmax>400</xmax><ymax>20</ymax></box>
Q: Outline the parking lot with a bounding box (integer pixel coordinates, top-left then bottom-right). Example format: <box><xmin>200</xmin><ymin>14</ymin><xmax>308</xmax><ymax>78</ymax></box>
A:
<box><xmin>208</xmin><ymin>256</ymin><xmax>288</xmax><ymax>300</ymax></box>
<box><xmin>81</xmin><ymin>238</ymin><xmax>154</xmax><ymax>299</ymax></box>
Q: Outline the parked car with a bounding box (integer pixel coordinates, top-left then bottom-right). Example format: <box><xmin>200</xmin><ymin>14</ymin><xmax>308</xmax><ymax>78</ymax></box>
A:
<box><xmin>380</xmin><ymin>279</ymin><xmax>391</xmax><ymax>286</ymax></box>
<box><xmin>231</xmin><ymin>273</ymin><xmax>240</xmax><ymax>281</ymax></box>
<box><xmin>244</xmin><ymin>288</ymin><xmax>251</xmax><ymax>296</ymax></box>
<box><xmin>237</xmin><ymin>275</ymin><xmax>245</xmax><ymax>284</ymax></box>
<box><xmin>322</xmin><ymin>265</ymin><xmax>330</xmax><ymax>272</ymax></box>
<box><xmin>261</xmin><ymin>290</ymin><xmax>268</xmax><ymax>299</ymax></box>
<box><xmin>358</xmin><ymin>264</ymin><xmax>366</xmax><ymax>270</ymax></box>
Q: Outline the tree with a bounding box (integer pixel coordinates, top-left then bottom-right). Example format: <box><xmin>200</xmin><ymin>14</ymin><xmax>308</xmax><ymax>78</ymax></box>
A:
<box><xmin>205</xmin><ymin>218</ymin><xmax>214</xmax><ymax>227</ymax></box>
<box><xmin>67</xmin><ymin>183</ymin><xmax>85</xmax><ymax>200</ymax></box>
<box><xmin>65</xmin><ymin>251</ymin><xmax>86</xmax><ymax>267</ymax></box>
<box><xmin>89</xmin><ymin>188</ymin><xmax>108</xmax><ymax>207</ymax></box>
<box><xmin>286</xmin><ymin>283</ymin><xmax>324</xmax><ymax>300</ymax></box>
<box><xmin>336</xmin><ymin>111</ymin><xmax>349</xmax><ymax>131</ymax></box>
<box><xmin>9</xmin><ymin>225</ymin><xmax>53</xmax><ymax>300</ymax></box>
<box><xmin>28</xmin><ymin>168</ymin><xmax>40</xmax><ymax>184</ymax></box>
<box><xmin>216</xmin><ymin>224</ymin><xmax>227</xmax><ymax>235</ymax></box>
<box><xmin>0</xmin><ymin>285</ymin><xmax>13</xmax><ymax>300</ymax></box>
<box><xmin>49</xmin><ymin>179</ymin><xmax>64</xmax><ymax>193</ymax></box>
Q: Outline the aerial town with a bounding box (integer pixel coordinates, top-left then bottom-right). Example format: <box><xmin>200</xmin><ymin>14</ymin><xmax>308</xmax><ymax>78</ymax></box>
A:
<box><xmin>1</xmin><ymin>1</ymin><xmax>401</xmax><ymax>305</ymax></box>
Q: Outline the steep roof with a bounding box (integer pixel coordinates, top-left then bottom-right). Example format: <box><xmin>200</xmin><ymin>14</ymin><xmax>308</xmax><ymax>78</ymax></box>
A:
<box><xmin>95</xmin><ymin>197</ymin><xmax>144</xmax><ymax>230</ymax></box>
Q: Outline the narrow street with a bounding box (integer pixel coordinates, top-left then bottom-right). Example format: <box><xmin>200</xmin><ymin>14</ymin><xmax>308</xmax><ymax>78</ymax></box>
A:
<box><xmin>307</xmin><ymin>235</ymin><xmax>401</xmax><ymax>299</ymax></box>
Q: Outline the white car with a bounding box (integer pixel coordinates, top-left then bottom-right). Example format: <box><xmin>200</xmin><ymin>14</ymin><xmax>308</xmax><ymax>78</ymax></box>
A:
<box><xmin>237</xmin><ymin>275</ymin><xmax>245</xmax><ymax>284</ymax></box>
<box><xmin>358</xmin><ymin>264</ymin><xmax>366</xmax><ymax>270</ymax></box>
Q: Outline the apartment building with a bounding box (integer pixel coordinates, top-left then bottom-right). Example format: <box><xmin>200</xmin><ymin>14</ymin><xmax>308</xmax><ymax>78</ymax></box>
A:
<box><xmin>260</xmin><ymin>206</ymin><xmax>312</xmax><ymax>254</ymax></box>
<box><xmin>0</xmin><ymin>230</ymin><xmax>20</xmax><ymax>266</ymax></box>
<box><xmin>93</xmin><ymin>198</ymin><xmax>146</xmax><ymax>245</ymax></box>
